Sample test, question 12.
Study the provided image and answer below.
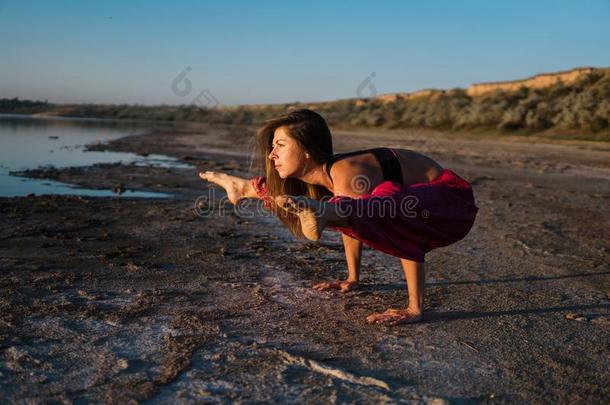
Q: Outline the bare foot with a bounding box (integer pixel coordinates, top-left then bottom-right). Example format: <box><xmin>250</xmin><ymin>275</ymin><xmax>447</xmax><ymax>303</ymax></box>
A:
<box><xmin>366</xmin><ymin>308</ymin><xmax>423</xmax><ymax>326</ymax></box>
<box><xmin>199</xmin><ymin>171</ymin><xmax>248</xmax><ymax>205</ymax></box>
<box><xmin>275</xmin><ymin>195</ymin><xmax>327</xmax><ymax>241</ymax></box>
<box><xmin>313</xmin><ymin>280</ymin><xmax>357</xmax><ymax>293</ymax></box>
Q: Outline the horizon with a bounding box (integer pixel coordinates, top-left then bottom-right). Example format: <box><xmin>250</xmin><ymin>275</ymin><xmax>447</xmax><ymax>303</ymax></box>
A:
<box><xmin>2</xmin><ymin>0</ymin><xmax>610</xmax><ymax>106</ymax></box>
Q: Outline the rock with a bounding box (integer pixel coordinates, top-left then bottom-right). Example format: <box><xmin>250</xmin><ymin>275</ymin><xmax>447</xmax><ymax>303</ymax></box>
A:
<box><xmin>112</xmin><ymin>184</ymin><xmax>125</xmax><ymax>195</ymax></box>
<box><xmin>117</xmin><ymin>358</ymin><xmax>129</xmax><ymax>370</ymax></box>
<box><xmin>590</xmin><ymin>316</ymin><xmax>610</xmax><ymax>326</ymax></box>
<box><xmin>566</xmin><ymin>312</ymin><xmax>587</xmax><ymax>322</ymax></box>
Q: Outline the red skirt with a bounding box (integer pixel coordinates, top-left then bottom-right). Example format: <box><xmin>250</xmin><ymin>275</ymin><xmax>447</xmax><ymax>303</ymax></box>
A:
<box><xmin>327</xmin><ymin>169</ymin><xmax>478</xmax><ymax>262</ymax></box>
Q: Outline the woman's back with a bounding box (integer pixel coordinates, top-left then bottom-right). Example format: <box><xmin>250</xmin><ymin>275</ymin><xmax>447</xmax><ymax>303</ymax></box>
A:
<box><xmin>325</xmin><ymin>148</ymin><xmax>444</xmax><ymax>194</ymax></box>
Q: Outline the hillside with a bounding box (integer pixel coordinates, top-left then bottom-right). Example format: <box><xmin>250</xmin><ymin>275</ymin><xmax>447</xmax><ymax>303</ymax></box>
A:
<box><xmin>2</xmin><ymin>67</ymin><xmax>609</xmax><ymax>139</ymax></box>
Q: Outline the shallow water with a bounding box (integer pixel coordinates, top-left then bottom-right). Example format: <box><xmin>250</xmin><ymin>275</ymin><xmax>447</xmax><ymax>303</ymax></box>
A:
<box><xmin>0</xmin><ymin>114</ymin><xmax>191</xmax><ymax>198</ymax></box>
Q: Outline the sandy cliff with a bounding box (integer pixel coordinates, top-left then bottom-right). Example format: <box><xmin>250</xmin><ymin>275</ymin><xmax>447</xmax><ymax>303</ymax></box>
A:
<box><xmin>374</xmin><ymin>67</ymin><xmax>602</xmax><ymax>102</ymax></box>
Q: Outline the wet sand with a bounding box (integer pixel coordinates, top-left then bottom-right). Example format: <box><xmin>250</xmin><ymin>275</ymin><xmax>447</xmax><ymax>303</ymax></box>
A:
<box><xmin>1</xmin><ymin>123</ymin><xmax>609</xmax><ymax>403</ymax></box>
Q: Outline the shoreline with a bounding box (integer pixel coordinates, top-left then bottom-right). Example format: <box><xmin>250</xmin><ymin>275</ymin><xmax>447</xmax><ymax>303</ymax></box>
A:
<box><xmin>5</xmin><ymin>111</ymin><xmax>610</xmax><ymax>144</ymax></box>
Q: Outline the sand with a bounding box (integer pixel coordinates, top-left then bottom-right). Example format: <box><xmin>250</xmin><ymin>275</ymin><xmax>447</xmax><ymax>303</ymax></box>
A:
<box><xmin>1</xmin><ymin>123</ymin><xmax>609</xmax><ymax>403</ymax></box>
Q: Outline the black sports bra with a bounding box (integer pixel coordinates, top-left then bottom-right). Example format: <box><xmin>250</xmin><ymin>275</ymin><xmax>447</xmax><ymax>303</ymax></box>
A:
<box><xmin>324</xmin><ymin>147</ymin><xmax>404</xmax><ymax>184</ymax></box>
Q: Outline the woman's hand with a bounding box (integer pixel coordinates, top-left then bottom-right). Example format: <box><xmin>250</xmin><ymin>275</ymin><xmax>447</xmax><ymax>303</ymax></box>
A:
<box><xmin>312</xmin><ymin>279</ymin><xmax>357</xmax><ymax>293</ymax></box>
<box><xmin>198</xmin><ymin>171</ymin><xmax>251</xmax><ymax>205</ymax></box>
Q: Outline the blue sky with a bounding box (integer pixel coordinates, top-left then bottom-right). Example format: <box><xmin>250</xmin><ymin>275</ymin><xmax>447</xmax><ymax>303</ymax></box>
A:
<box><xmin>1</xmin><ymin>0</ymin><xmax>609</xmax><ymax>105</ymax></box>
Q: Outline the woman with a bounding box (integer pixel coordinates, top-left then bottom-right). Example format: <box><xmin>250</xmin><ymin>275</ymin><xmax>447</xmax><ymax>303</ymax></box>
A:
<box><xmin>199</xmin><ymin>109</ymin><xmax>478</xmax><ymax>326</ymax></box>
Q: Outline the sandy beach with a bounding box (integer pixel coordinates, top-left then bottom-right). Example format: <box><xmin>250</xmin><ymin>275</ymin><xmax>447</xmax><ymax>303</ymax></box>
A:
<box><xmin>1</xmin><ymin>123</ymin><xmax>609</xmax><ymax>403</ymax></box>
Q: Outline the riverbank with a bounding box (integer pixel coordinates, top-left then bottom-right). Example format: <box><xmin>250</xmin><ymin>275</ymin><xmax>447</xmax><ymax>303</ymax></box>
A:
<box><xmin>1</xmin><ymin>124</ymin><xmax>609</xmax><ymax>403</ymax></box>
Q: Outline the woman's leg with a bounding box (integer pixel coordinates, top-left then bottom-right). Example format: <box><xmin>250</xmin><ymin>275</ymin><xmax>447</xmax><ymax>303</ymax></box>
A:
<box><xmin>366</xmin><ymin>259</ymin><xmax>425</xmax><ymax>325</ymax></box>
<box><xmin>274</xmin><ymin>195</ymin><xmax>349</xmax><ymax>241</ymax></box>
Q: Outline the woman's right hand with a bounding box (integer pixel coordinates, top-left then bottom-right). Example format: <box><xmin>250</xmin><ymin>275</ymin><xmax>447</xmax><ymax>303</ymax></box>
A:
<box><xmin>312</xmin><ymin>279</ymin><xmax>358</xmax><ymax>293</ymax></box>
<box><xmin>198</xmin><ymin>171</ymin><xmax>252</xmax><ymax>205</ymax></box>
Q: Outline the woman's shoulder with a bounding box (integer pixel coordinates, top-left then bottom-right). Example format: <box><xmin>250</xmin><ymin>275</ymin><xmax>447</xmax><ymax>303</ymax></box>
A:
<box><xmin>327</xmin><ymin>151</ymin><xmax>384</xmax><ymax>193</ymax></box>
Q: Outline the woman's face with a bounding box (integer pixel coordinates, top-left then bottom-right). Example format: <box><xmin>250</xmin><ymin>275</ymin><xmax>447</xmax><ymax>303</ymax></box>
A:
<box><xmin>268</xmin><ymin>126</ymin><xmax>308</xmax><ymax>179</ymax></box>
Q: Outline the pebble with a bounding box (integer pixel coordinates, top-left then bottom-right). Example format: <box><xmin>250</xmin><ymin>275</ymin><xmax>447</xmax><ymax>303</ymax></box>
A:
<box><xmin>117</xmin><ymin>358</ymin><xmax>129</xmax><ymax>370</ymax></box>
<box><xmin>566</xmin><ymin>313</ymin><xmax>587</xmax><ymax>322</ymax></box>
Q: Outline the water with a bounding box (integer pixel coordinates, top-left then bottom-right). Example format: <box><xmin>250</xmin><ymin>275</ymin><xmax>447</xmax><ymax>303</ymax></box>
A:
<box><xmin>0</xmin><ymin>114</ymin><xmax>193</xmax><ymax>198</ymax></box>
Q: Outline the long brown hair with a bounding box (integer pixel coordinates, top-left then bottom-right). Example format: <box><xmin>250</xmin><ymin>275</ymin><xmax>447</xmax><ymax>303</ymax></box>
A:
<box><xmin>255</xmin><ymin>109</ymin><xmax>334</xmax><ymax>239</ymax></box>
